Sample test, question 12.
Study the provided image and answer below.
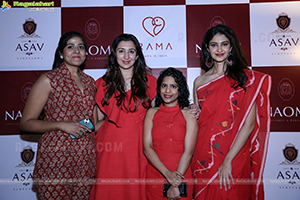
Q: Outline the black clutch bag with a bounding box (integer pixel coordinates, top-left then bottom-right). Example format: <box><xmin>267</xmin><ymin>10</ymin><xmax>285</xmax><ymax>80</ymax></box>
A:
<box><xmin>163</xmin><ymin>182</ymin><xmax>187</xmax><ymax>197</ymax></box>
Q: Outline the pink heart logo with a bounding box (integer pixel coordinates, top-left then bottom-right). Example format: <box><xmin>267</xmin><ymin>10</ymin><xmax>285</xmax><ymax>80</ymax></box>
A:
<box><xmin>142</xmin><ymin>16</ymin><xmax>165</xmax><ymax>37</ymax></box>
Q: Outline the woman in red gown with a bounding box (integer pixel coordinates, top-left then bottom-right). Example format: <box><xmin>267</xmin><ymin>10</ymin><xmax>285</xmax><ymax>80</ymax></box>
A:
<box><xmin>89</xmin><ymin>34</ymin><xmax>157</xmax><ymax>200</ymax></box>
<box><xmin>143</xmin><ymin>67</ymin><xmax>198</xmax><ymax>200</ymax></box>
<box><xmin>192</xmin><ymin>25</ymin><xmax>271</xmax><ymax>200</ymax></box>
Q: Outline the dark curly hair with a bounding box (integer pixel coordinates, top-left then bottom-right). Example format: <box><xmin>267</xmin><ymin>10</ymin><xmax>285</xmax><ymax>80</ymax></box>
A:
<box><xmin>201</xmin><ymin>25</ymin><xmax>248</xmax><ymax>90</ymax></box>
<box><xmin>52</xmin><ymin>31</ymin><xmax>87</xmax><ymax>70</ymax></box>
<box><xmin>155</xmin><ymin>67</ymin><xmax>190</xmax><ymax>109</ymax></box>
<box><xmin>102</xmin><ymin>33</ymin><xmax>152</xmax><ymax>112</ymax></box>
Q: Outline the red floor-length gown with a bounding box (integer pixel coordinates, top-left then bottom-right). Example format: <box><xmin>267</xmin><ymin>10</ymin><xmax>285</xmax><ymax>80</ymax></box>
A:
<box><xmin>89</xmin><ymin>74</ymin><xmax>157</xmax><ymax>200</ymax></box>
<box><xmin>146</xmin><ymin>104</ymin><xmax>194</xmax><ymax>200</ymax></box>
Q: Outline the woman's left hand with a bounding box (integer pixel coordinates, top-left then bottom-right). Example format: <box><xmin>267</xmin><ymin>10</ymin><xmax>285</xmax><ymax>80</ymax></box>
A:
<box><xmin>218</xmin><ymin>159</ymin><xmax>234</xmax><ymax>191</ymax></box>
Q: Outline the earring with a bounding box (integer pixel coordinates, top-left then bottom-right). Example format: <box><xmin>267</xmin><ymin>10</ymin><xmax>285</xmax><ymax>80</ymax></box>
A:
<box><xmin>205</xmin><ymin>57</ymin><xmax>214</xmax><ymax>68</ymax></box>
<box><xmin>60</xmin><ymin>55</ymin><xmax>63</xmax><ymax>59</ymax></box>
<box><xmin>225</xmin><ymin>53</ymin><xmax>233</xmax><ymax>66</ymax></box>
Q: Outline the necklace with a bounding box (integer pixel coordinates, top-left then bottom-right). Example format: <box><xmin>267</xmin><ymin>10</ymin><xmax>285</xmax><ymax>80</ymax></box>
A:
<box><xmin>125</xmin><ymin>79</ymin><xmax>131</xmax><ymax>92</ymax></box>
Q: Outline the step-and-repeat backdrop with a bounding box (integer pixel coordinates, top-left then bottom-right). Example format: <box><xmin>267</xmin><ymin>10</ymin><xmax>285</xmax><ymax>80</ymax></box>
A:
<box><xmin>0</xmin><ymin>0</ymin><xmax>299</xmax><ymax>199</ymax></box>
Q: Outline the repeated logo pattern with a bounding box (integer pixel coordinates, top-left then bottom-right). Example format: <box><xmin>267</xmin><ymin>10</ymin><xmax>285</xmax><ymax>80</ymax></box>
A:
<box><xmin>277</xmin><ymin>78</ymin><xmax>295</xmax><ymax>101</ymax></box>
<box><xmin>85</xmin><ymin>18</ymin><xmax>101</xmax><ymax>41</ymax></box>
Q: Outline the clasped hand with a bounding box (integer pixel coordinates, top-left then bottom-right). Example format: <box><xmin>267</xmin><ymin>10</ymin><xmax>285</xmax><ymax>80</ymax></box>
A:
<box><xmin>165</xmin><ymin>171</ymin><xmax>183</xmax><ymax>200</ymax></box>
<box><xmin>165</xmin><ymin>171</ymin><xmax>183</xmax><ymax>187</ymax></box>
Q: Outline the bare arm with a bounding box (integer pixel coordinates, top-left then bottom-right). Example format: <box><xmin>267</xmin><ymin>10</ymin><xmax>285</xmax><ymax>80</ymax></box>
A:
<box><xmin>143</xmin><ymin>108</ymin><xmax>169</xmax><ymax>176</ymax></box>
<box><xmin>176</xmin><ymin>109</ymin><xmax>198</xmax><ymax>176</ymax></box>
<box><xmin>218</xmin><ymin>102</ymin><xmax>257</xmax><ymax>191</ymax></box>
<box><xmin>20</xmin><ymin>74</ymin><xmax>57</xmax><ymax>133</ymax></box>
<box><xmin>20</xmin><ymin>74</ymin><xmax>92</xmax><ymax>138</ymax></box>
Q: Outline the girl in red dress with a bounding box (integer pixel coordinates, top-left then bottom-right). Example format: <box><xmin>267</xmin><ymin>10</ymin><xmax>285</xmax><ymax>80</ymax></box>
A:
<box><xmin>89</xmin><ymin>34</ymin><xmax>157</xmax><ymax>200</ymax></box>
<box><xmin>143</xmin><ymin>67</ymin><xmax>198</xmax><ymax>200</ymax></box>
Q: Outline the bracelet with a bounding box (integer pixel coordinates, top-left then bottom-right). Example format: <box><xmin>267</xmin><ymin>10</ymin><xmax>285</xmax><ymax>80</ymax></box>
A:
<box><xmin>176</xmin><ymin>171</ymin><xmax>185</xmax><ymax>179</ymax></box>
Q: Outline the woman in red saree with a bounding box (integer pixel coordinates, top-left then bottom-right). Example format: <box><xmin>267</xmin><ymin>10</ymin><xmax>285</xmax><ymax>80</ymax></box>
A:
<box><xmin>192</xmin><ymin>25</ymin><xmax>271</xmax><ymax>200</ymax></box>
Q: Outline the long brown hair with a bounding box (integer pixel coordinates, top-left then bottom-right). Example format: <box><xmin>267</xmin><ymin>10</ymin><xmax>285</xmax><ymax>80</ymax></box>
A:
<box><xmin>102</xmin><ymin>33</ymin><xmax>151</xmax><ymax>112</ymax></box>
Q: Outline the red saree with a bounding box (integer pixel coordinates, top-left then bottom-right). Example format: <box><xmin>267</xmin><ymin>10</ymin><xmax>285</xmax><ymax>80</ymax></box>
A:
<box><xmin>192</xmin><ymin>70</ymin><xmax>271</xmax><ymax>200</ymax></box>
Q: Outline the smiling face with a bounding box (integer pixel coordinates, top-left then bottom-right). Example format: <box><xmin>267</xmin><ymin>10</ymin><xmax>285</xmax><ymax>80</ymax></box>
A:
<box><xmin>160</xmin><ymin>76</ymin><xmax>179</xmax><ymax>107</ymax></box>
<box><xmin>116</xmin><ymin>40</ymin><xmax>138</xmax><ymax>71</ymax></box>
<box><xmin>207</xmin><ymin>33</ymin><xmax>232</xmax><ymax>65</ymax></box>
<box><xmin>61</xmin><ymin>36</ymin><xmax>86</xmax><ymax>68</ymax></box>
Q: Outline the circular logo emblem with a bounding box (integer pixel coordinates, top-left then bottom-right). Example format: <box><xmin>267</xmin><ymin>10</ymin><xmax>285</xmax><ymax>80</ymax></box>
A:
<box><xmin>85</xmin><ymin>18</ymin><xmax>101</xmax><ymax>40</ymax></box>
<box><xmin>21</xmin><ymin>82</ymin><xmax>33</xmax><ymax>103</ymax></box>
<box><xmin>210</xmin><ymin>16</ymin><xmax>226</xmax><ymax>28</ymax></box>
<box><xmin>277</xmin><ymin>78</ymin><xmax>294</xmax><ymax>101</ymax></box>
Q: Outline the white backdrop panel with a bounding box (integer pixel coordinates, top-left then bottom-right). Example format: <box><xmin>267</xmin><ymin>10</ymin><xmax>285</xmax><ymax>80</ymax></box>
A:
<box><xmin>84</xmin><ymin>69</ymin><xmax>107</xmax><ymax>81</ymax></box>
<box><xmin>0</xmin><ymin>135</ymin><xmax>38</xmax><ymax>200</ymax></box>
<box><xmin>263</xmin><ymin>132</ymin><xmax>300</xmax><ymax>200</ymax></box>
<box><xmin>124</xmin><ymin>5</ymin><xmax>187</xmax><ymax>68</ymax></box>
<box><xmin>0</xmin><ymin>8</ymin><xmax>61</xmax><ymax>71</ymax></box>
<box><xmin>250</xmin><ymin>2</ymin><xmax>300</xmax><ymax>66</ymax></box>
<box><xmin>187</xmin><ymin>67</ymin><xmax>201</xmax><ymax>102</ymax></box>
<box><xmin>61</xmin><ymin>0</ymin><xmax>123</xmax><ymax>7</ymax></box>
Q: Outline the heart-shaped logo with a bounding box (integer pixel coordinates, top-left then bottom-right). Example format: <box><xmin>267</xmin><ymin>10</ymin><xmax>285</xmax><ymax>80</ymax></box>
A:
<box><xmin>142</xmin><ymin>16</ymin><xmax>165</xmax><ymax>37</ymax></box>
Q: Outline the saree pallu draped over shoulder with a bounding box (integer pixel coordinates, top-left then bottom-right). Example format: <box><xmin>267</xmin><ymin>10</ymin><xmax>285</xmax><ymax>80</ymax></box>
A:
<box><xmin>192</xmin><ymin>69</ymin><xmax>271</xmax><ymax>200</ymax></box>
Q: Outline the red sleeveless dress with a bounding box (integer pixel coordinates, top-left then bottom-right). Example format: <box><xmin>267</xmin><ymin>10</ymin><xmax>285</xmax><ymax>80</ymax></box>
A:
<box><xmin>146</xmin><ymin>104</ymin><xmax>194</xmax><ymax>200</ymax></box>
<box><xmin>89</xmin><ymin>74</ymin><xmax>157</xmax><ymax>200</ymax></box>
